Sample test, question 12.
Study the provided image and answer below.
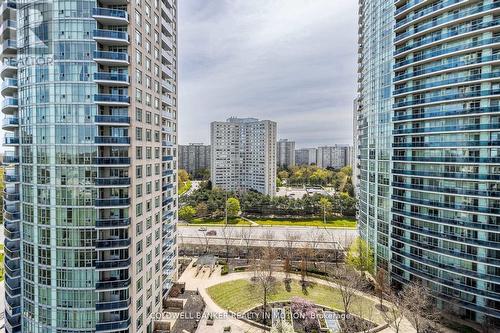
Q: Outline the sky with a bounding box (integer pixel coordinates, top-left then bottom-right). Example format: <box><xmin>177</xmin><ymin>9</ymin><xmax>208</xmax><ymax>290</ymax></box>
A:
<box><xmin>178</xmin><ymin>0</ymin><xmax>358</xmax><ymax>148</ymax></box>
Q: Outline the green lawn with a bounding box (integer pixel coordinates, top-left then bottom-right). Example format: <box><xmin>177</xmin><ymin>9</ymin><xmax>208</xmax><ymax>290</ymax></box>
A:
<box><xmin>179</xmin><ymin>180</ymin><xmax>192</xmax><ymax>195</ymax></box>
<box><xmin>207</xmin><ymin>279</ymin><xmax>381</xmax><ymax>323</ymax></box>
<box><xmin>251</xmin><ymin>217</ymin><xmax>357</xmax><ymax>228</ymax></box>
<box><xmin>188</xmin><ymin>218</ymin><xmax>252</xmax><ymax>226</ymax></box>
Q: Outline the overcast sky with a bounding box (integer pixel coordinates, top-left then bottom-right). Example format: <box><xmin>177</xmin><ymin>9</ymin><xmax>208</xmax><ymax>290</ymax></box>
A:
<box><xmin>178</xmin><ymin>0</ymin><xmax>358</xmax><ymax>148</ymax></box>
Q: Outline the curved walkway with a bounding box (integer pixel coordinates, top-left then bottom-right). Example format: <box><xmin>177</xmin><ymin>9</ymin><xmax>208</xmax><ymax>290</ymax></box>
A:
<box><xmin>177</xmin><ymin>261</ymin><xmax>417</xmax><ymax>333</ymax></box>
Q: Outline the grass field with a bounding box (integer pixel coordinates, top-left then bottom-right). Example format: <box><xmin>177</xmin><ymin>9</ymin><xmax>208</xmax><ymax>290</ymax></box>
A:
<box><xmin>188</xmin><ymin>218</ymin><xmax>252</xmax><ymax>226</ymax></box>
<box><xmin>179</xmin><ymin>180</ymin><xmax>192</xmax><ymax>195</ymax></box>
<box><xmin>207</xmin><ymin>279</ymin><xmax>381</xmax><ymax>323</ymax></box>
<box><xmin>251</xmin><ymin>217</ymin><xmax>357</xmax><ymax>228</ymax></box>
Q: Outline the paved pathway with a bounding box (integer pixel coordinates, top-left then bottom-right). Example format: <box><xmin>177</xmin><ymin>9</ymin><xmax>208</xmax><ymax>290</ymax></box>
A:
<box><xmin>177</xmin><ymin>261</ymin><xmax>417</xmax><ymax>333</ymax></box>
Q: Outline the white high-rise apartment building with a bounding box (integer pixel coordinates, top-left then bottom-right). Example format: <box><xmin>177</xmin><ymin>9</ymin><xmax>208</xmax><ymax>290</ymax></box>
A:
<box><xmin>277</xmin><ymin>139</ymin><xmax>295</xmax><ymax>168</ymax></box>
<box><xmin>211</xmin><ymin>117</ymin><xmax>277</xmax><ymax>196</ymax></box>
<box><xmin>316</xmin><ymin>145</ymin><xmax>351</xmax><ymax>169</ymax></box>
<box><xmin>295</xmin><ymin>148</ymin><xmax>317</xmax><ymax>166</ymax></box>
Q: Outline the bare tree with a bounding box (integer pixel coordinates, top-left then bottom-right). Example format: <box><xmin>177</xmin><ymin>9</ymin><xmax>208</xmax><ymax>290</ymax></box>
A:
<box><xmin>262</xmin><ymin>228</ymin><xmax>275</xmax><ymax>249</ymax></box>
<box><xmin>309</xmin><ymin>229</ymin><xmax>325</xmax><ymax>269</ymax></box>
<box><xmin>330</xmin><ymin>265</ymin><xmax>368</xmax><ymax>315</ymax></box>
<box><xmin>220</xmin><ymin>226</ymin><xmax>236</xmax><ymax>261</ymax></box>
<box><xmin>239</xmin><ymin>227</ymin><xmax>253</xmax><ymax>262</ymax></box>
<box><xmin>284</xmin><ymin>232</ymin><xmax>299</xmax><ymax>281</ymax></box>
<box><xmin>252</xmin><ymin>247</ymin><xmax>279</xmax><ymax>324</ymax></box>
<box><xmin>381</xmin><ymin>290</ymin><xmax>406</xmax><ymax>333</ymax></box>
<box><xmin>374</xmin><ymin>268</ymin><xmax>389</xmax><ymax>310</ymax></box>
<box><xmin>400</xmin><ymin>281</ymin><xmax>440</xmax><ymax>333</ymax></box>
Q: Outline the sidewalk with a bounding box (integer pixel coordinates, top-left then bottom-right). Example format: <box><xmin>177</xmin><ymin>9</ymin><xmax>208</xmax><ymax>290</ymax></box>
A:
<box><xmin>177</xmin><ymin>261</ymin><xmax>417</xmax><ymax>333</ymax></box>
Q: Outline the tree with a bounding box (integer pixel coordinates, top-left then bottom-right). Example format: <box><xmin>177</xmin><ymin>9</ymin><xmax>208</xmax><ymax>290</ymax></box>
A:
<box><xmin>330</xmin><ymin>265</ymin><xmax>368</xmax><ymax>315</ymax></box>
<box><xmin>381</xmin><ymin>290</ymin><xmax>406</xmax><ymax>333</ymax></box>
<box><xmin>221</xmin><ymin>226</ymin><xmax>236</xmax><ymax>260</ymax></box>
<box><xmin>178</xmin><ymin>205</ymin><xmax>196</xmax><ymax>222</ymax></box>
<box><xmin>239</xmin><ymin>227</ymin><xmax>253</xmax><ymax>262</ymax></box>
<box><xmin>226</xmin><ymin>197</ymin><xmax>240</xmax><ymax>218</ymax></box>
<box><xmin>400</xmin><ymin>282</ymin><xmax>440</xmax><ymax>333</ymax></box>
<box><xmin>290</xmin><ymin>297</ymin><xmax>317</xmax><ymax>330</ymax></box>
<box><xmin>278</xmin><ymin>170</ymin><xmax>289</xmax><ymax>180</ymax></box>
<box><xmin>195</xmin><ymin>202</ymin><xmax>209</xmax><ymax>218</ymax></box>
<box><xmin>319</xmin><ymin>197</ymin><xmax>332</xmax><ymax>224</ymax></box>
<box><xmin>252</xmin><ymin>247</ymin><xmax>279</xmax><ymax>324</ymax></box>
<box><xmin>374</xmin><ymin>268</ymin><xmax>389</xmax><ymax>309</ymax></box>
<box><xmin>346</xmin><ymin>237</ymin><xmax>374</xmax><ymax>275</ymax></box>
<box><xmin>178</xmin><ymin>169</ymin><xmax>189</xmax><ymax>183</ymax></box>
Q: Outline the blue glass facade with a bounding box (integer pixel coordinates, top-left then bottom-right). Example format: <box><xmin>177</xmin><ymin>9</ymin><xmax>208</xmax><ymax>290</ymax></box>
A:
<box><xmin>2</xmin><ymin>0</ymin><xmax>179</xmax><ymax>332</ymax></box>
<box><xmin>358</xmin><ymin>0</ymin><xmax>500</xmax><ymax>326</ymax></box>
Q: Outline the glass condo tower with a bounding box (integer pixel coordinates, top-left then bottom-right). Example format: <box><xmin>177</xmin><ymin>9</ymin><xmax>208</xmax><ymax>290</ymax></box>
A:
<box><xmin>358</xmin><ymin>0</ymin><xmax>500</xmax><ymax>326</ymax></box>
<box><xmin>1</xmin><ymin>0</ymin><xmax>179</xmax><ymax>332</ymax></box>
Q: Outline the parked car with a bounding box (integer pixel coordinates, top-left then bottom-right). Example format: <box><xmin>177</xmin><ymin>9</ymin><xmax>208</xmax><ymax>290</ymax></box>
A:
<box><xmin>198</xmin><ymin>227</ymin><xmax>207</xmax><ymax>231</ymax></box>
<box><xmin>206</xmin><ymin>230</ymin><xmax>217</xmax><ymax>236</ymax></box>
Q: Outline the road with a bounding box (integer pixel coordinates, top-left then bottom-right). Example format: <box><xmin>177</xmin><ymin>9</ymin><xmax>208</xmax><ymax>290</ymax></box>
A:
<box><xmin>178</xmin><ymin>225</ymin><xmax>358</xmax><ymax>248</ymax></box>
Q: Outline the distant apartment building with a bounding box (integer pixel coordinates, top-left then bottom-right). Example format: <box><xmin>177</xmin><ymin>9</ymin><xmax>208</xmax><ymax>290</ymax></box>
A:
<box><xmin>295</xmin><ymin>148</ymin><xmax>317</xmax><ymax>166</ymax></box>
<box><xmin>179</xmin><ymin>143</ymin><xmax>211</xmax><ymax>175</ymax></box>
<box><xmin>276</xmin><ymin>139</ymin><xmax>295</xmax><ymax>168</ymax></box>
<box><xmin>316</xmin><ymin>145</ymin><xmax>351</xmax><ymax>169</ymax></box>
<box><xmin>211</xmin><ymin>117</ymin><xmax>277</xmax><ymax>196</ymax></box>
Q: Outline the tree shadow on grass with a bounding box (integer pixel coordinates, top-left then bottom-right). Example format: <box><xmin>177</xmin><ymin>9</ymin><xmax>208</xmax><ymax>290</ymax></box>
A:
<box><xmin>301</xmin><ymin>280</ymin><xmax>316</xmax><ymax>296</ymax></box>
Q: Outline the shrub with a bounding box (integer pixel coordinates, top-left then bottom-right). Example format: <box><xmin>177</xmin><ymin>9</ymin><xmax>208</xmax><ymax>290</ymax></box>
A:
<box><xmin>221</xmin><ymin>264</ymin><xmax>229</xmax><ymax>275</ymax></box>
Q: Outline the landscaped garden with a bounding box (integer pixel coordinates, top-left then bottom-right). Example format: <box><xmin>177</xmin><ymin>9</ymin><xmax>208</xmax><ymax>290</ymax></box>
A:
<box><xmin>207</xmin><ymin>278</ymin><xmax>382</xmax><ymax>325</ymax></box>
<box><xmin>251</xmin><ymin>217</ymin><xmax>356</xmax><ymax>228</ymax></box>
<box><xmin>187</xmin><ymin>217</ymin><xmax>252</xmax><ymax>226</ymax></box>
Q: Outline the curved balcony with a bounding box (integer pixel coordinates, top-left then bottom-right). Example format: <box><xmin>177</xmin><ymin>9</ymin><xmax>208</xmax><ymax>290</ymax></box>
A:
<box><xmin>393</xmin><ymin>71</ymin><xmax>500</xmax><ymax>96</ymax></box>
<box><xmin>96</xmin><ymin>298</ymin><xmax>131</xmax><ymax>312</ymax></box>
<box><xmin>393</xmin><ymin>122</ymin><xmax>500</xmax><ymax>134</ymax></box>
<box><xmin>94</xmin><ymin>94</ymin><xmax>130</xmax><ymax>106</ymax></box>
<box><xmin>391</xmin><ymin>195</ymin><xmax>500</xmax><ymax>215</ymax></box>
<box><xmin>1</xmin><ymin>78</ymin><xmax>17</xmax><ymax>96</ymax></box>
<box><xmin>96</xmin><ymin>257</ymin><xmax>131</xmax><ymax>270</ymax></box>
<box><xmin>96</xmin><ymin>177</ymin><xmax>131</xmax><ymax>187</ymax></box>
<box><xmin>162</xmin><ymin>155</ymin><xmax>173</xmax><ymax>161</ymax></box>
<box><xmin>396</xmin><ymin>3</ymin><xmax>500</xmax><ymax>42</ymax></box>
<box><xmin>393</xmin><ymin>89</ymin><xmax>500</xmax><ymax>109</ymax></box>
<box><xmin>96</xmin><ymin>238</ymin><xmax>131</xmax><ymax>249</ymax></box>
<box><xmin>4</xmin><ymin>207</ymin><xmax>19</xmax><ymax>222</ymax></box>
<box><xmin>95</xmin><ymin>115</ymin><xmax>130</xmax><ymax>125</ymax></box>
<box><xmin>93</xmin><ymin>50</ymin><xmax>129</xmax><ymax>66</ymax></box>
<box><xmin>4</xmin><ymin>173</ymin><xmax>19</xmax><ymax>183</ymax></box>
<box><xmin>394</xmin><ymin>54</ymin><xmax>500</xmax><ymax>83</ymax></box>
<box><xmin>394</xmin><ymin>37</ymin><xmax>500</xmax><ymax>69</ymax></box>
<box><xmin>392</xmin><ymin>221</ymin><xmax>500</xmax><ymax>249</ymax></box>
<box><xmin>0</xmin><ymin>19</ymin><xmax>16</xmax><ymax>36</ymax></box>
<box><xmin>392</xmin><ymin>156</ymin><xmax>500</xmax><ymax>164</ymax></box>
<box><xmin>96</xmin><ymin>277</ymin><xmax>131</xmax><ymax>290</ymax></box>
<box><xmin>393</xmin><ymin>106</ymin><xmax>500</xmax><ymax>122</ymax></box>
<box><xmin>96</xmin><ymin>217</ymin><xmax>131</xmax><ymax>228</ymax></box>
<box><xmin>2</xmin><ymin>116</ymin><xmax>18</xmax><ymax>130</ymax></box>
<box><xmin>1</xmin><ymin>97</ymin><xmax>18</xmax><ymax>114</ymax></box>
<box><xmin>4</xmin><ymin>135</ymin><xmax>19</xmax><ymax>146</ymax></box>
<box><xmin>92</xmin><ymin>7</ymin><xmax>129</xmax><ymax>25</ymax></box>
<box><xmin>162</xmin><ymin>80</ymin><xmax>175</xmax><ymax>93</ymax></box>
<box><xmin>95</xmin><ymin>136</ymin><xmax>130</xmax><ymax>145</ymax></box>
<box><xmin>93</xmin><ymin>29</ymin><xmax>129</xmax><ymax>46</ymax></box>
<box><xmin>4</xmin><ymin>227</ymin><xmax>20</xmax><ymax>241</ymax></box>
<box><xmin>95</xmin><ymin>197</ymin><xmax>131</xmax><ymax>208</ymax></box>
<box><xmin>0</xmin><ymin>39</ymin><xmax>16</xmax><ymax>56</ymax></box>
<box><xmin>93</xmin><ymin>157</ymin><xmax>130</xmax><ymax>165</ymax></box>
<box><xmin>0</xmin><ymin>58</ymin><xmax>16</xmax><ymax>80</ymax></box>
<box><xmin>391</xmin><ymin>234</ymin><xmax>500</xmax><ymax>266</ymax></box>
<box><xmin>391</xmin><ymin>246</ymin><xmax>500</xmax><ymax>284</ymax></box>
<box><xmin>5</xmin><ymin>276</ymin><xmax>20</xmax><ymax>297</ymax></box>
<box><xmin>395</xmin><ymin>0</ymin><xmax>464</xmax><ymax>28</ymax></box>
<box><xmin>392</xmin><ymin>208</ymin><xmax>500</xmax><ymax>232</ymax></box>
<box><xmin>162</xmin><ymin>94</ymin><xmax>174</xmax><ymax>106</ymax></box>
<box><xmin>395</xmin><ymin>19</ymin><xmax>500</xmax><ymax>56</ymax></box>
<box><xmin>3</xmin><ymin>189</ymin><xmax>20</xmax><ymax>203</ymax></box>
<box><xmin>96</xmin><ymin>317</ymin><xmax>131</xmax><ymax>332</ymax></box>
<box><xmin>94</xmin><ymin>72</ymin><xmax>129</xmax><ymax>86</ymax></box>
<box><xmin>392</xmin><ymin>168</ymin><xmax>500</xmax><ymax>181</ymax></box>
<box><xmin>392</xmin><ymin>140</ymin><xmax>500</xmax><ymax>148</ymax></box>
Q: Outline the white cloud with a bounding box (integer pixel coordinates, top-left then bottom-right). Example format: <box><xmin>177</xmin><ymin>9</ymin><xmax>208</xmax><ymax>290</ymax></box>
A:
<box><xmin>179</xmin><ymin>0</ymin><xmax>357</xmax><ymax>148</ymax></box>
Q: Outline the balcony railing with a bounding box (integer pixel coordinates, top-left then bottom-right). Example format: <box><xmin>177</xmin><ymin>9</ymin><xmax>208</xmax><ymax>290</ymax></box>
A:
<box><xmin>95</xmin><ymin>136</ymin><xmax>130</xmax><ymax>145</ymax></box>
<box><xmin>93</xmin><ymin>29</ymin><xmax>129</xmax><ymax>42</ymax></box>
<box><xmin>95</xmin><ymin>115</ymin><xmax>130</xmax><ymax>124</ymax></box>
<box><xmin>94</xmin><ymin>94</ymin><xmax>130</xmax><ymax>104</ymax></box>
<box><xmin>96</xmin><ymin>217</ymin><xmax>131</xmax><ymax>228</ymax></box>
<box><xmin>96</xmin><ymin>238</ymin><xmax>131</xmax><ymax>248</ymax></box>
<box><xmin>93</xmin><ymin>157</ymin><xmax>131</xmax><ymax>165</ymax></box>
<box><xmin>96</xmin><ymin>177</ymin><xmax>131</xmax><ymax>186</ymax></box>
<box><xmin>93</xmin><ymin>50</ymin><xmax>129</xmax><ymax>63</ymax></box>
<box><xmin>93</xmin><ymin>7</ymin><xmax>128</xmax><ymax>20</ymax></box>
<box><xmin>95</xmin><ymin>197</ymin><xmax>131</xmax><ymax>207</ymax></box>
<box><xmin>94</xmin><ymin>72</ymin><xmax>129</xmax><ymax>84</ymax></box>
